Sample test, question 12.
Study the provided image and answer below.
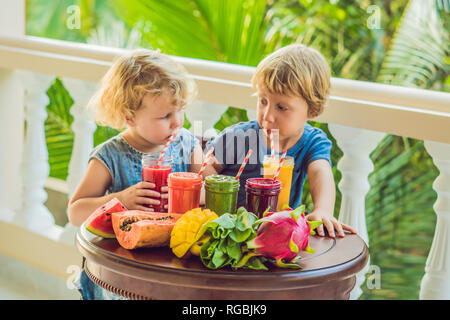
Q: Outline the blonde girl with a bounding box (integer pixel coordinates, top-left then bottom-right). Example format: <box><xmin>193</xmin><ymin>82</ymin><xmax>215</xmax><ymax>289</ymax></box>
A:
<box><xmin>68</xmin><ymin>49</ymin><xmax>203</xmax><ymax>226</ymax></box>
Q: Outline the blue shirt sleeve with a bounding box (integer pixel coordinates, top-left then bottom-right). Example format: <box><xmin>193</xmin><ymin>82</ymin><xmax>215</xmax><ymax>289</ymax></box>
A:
<box><xmin>303</xmin><ymin>129</ymin><xmax>332</xmax><ymax>168</ymax></box>
<box><xmin>89</xmin><ymin>140</ymin><xmax>116</xmax><ymax>180</ymax></box>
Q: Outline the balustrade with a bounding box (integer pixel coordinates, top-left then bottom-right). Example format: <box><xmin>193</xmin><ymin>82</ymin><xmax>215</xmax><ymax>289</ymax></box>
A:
<box><xmin>420</xmin><ymin>141</ymin><xmax>450</xmax><ymax>299</ymax></box>
<box><xmin>15</xmin><ymin>72</ymin><xmax>55</xmax><ymax>235</ymax></box>
<box><xmin>329</xmin><ymin>124</ymin><xmax>385</xmax><ymax>299</ymax></box>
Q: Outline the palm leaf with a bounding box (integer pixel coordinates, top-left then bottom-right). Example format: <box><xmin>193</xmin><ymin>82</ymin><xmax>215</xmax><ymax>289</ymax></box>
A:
<box><xmin>112</xmin><ymin>0</ymin><xmax>269</xmax><ymax>65</ymax></box>
<box><xmin>112</xmin><ymin>0</ymin><xmax>218</xmax><ymax>59</ymax></box>
<box><xmin>45</xmin><ymin>78</ymin><xmax>75</xmax><ymax>180</ymax></box>
<box><xmin>213</xmin><ymin>107</ymin><xmax>249</xmax><ymax>132</ymax></box>
<box><xmin>26</xmin><ymin>0</ymin><xmax>86</xmax><ymax>42</ymax></box>
<box><xmin>192</xmin><ymin>0</ymin><xmax>268</xmax><ymax>65</ymax></box>
<box><xmin>378</xmin><ymin>0</ymin><xmax>449</xmax><ymax>87</ymax></box>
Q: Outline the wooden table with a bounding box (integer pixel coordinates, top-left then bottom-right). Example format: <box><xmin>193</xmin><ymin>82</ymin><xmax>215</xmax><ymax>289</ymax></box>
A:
<box><xmin>76</xmin><ymin>224</ymin><xmax>368</xmax><ymax>300</ymax></box>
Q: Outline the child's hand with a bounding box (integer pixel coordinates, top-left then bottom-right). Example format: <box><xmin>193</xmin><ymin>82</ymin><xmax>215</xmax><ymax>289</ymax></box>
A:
<box><xmin>117</xmin><ymin>181</ymin><xmax>162</xmax><ymax>211</ymax></box>
<box><xmin>306</xmin><ymin>210</ymin><xmax>357</xmax><ymax>238</ymax></box>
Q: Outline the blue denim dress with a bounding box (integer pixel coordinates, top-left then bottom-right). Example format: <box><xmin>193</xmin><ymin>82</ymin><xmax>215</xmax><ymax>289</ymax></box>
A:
<box><xmin>74</xmin><ymin>128</ymin><xmax>199</xmax><ymax>300</ymax></box>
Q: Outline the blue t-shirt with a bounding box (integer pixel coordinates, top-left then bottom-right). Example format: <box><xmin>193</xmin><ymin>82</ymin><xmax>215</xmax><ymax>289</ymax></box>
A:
<box><xmin>206</xmin><ymin>120</ymin><xmax>332</xmax><ymax>209</ymax></box>
<box><xmin>89</xmin><ymin>128</ymin><xmax>200</xmax><ymax>193</ymax></box>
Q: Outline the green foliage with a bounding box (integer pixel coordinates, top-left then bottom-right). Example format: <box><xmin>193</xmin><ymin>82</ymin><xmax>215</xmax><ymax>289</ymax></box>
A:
<box><xmin>26</xmin><ymin>0</ymin><xmax>85</xmax><ymax>42</ymax></box>
<box><xmin>112</xmin><ymin>0</ymin><xmax>269</xmax><ymax>66</ymax></box>
<box><xmin>45</xmin><ymin>78</ymin><xmax>74</xmax><ymax>180</ymax></box>
<box><xmin>26</xmin><ymin>0</ymin><xmax>120</xmax><ymax>43</ymax></box>
<box><xmin>378</xmin><ymin>0</ymin><xmax>449</xmax><ymax>88</ymax></box>
<box><xmin>183</xmin><ymin>113</ymin><xmax>192</xmax><ymax>130</ymax></box>
<box><xmin>213</xmin><ymin>107</ymin><xmax>249</xmax><ymax>132</ymax></box>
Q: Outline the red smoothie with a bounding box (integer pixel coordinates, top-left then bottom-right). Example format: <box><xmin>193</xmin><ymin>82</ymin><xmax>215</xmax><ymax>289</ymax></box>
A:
<box><xmin>142</xmin><ymin>165</ymin><xmax>172</xmax><ymax>212</ymax></box>
<box><xmin>142</xmin><ymin>155</ymin><xmax>172</xmax><ymax>212</ymax></box>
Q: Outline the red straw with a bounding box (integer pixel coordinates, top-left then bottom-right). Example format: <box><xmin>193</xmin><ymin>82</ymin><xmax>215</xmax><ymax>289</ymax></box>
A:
<box><xmin>235</xmin><ymin>149</ymin><xmax>253</xmax><ymax>180</ymax></box>
<box><xmin>198</xmin><ymin>147</ymin><xmax>214</xmax><ymax>176</ymax></box>
<box><xmin>273</xmin><ymin>150</ymin><xmax>287</xmax><ymax>181</ymax></box>
<box><xmin>269</xmin><ymin>129</ymin><xmax>275</xmax><ymax>159</ymax></box>
<box><xmin>158</xmin><ymin>134</ymin><xmax>175</xmax><ymax>166</ymax></box>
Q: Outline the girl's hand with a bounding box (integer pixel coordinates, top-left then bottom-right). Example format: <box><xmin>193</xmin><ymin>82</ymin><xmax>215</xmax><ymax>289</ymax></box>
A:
<box><xmin>306</xmin><ymin>210</ymin><xmax>357</xmax><ymax>238</ymax></box>
<box><xmin>116</xmin><ymin>181</ymin><xmax>162</xmax><ymax>211</ymax></box>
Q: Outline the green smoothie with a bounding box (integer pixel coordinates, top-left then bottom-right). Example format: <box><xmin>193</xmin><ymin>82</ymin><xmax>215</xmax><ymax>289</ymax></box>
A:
<box><xmin>205</xmin><ymin>174</ymin><xmax>240</xmax><ymax>216</ymax></box>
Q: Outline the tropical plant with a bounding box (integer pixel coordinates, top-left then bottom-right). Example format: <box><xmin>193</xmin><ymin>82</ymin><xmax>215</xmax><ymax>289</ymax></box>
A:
<box><xmin>378</xmin><ymin>0</ymin><xmax>449</xmax><ymax>88</ymax></box>
<box><xmin>112</xmin><ymin>0</ymin><xmax>269</xmax><ymax>66</ymax></box>
<box><xmin>45</xmin><ymin>78</ymin><xmax>75</xmax><ymax>179</ymax></box>
<box><xmin>360</xmin><ymin>0</ymin><xmax>448</xmax><ymax>299</ymax></box>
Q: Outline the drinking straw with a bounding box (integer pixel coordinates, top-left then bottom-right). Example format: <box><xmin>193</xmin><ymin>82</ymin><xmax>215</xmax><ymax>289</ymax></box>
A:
<box><xmin>198</xmin><ymin>147</ymin><xmax>215</xmax><ymax>176</ymax></box>
<box><xmin>158</xmin><ymin>134</ymin><xmax>175</xmax><ymax>166</ymax></box>
<box><xmin>269</xmin><ymin>129</ymin><xmax>275</xmax><ymax>159</ymax></box>
<box><xmin>235</xmin><ymin>149</ymin><xmax>253</xmax><ymax>180</ymax></box>
<box><xmin>273</xmin><ymin>149</ymin><xmax>287</xmax><ymax>181</ymax></box>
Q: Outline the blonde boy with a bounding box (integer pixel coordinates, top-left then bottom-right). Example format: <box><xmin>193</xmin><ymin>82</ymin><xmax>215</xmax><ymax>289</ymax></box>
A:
<box><xmin>204</xmin><ymin>44</ymin><xmax>356</xmax><ymax>237</ymax></box>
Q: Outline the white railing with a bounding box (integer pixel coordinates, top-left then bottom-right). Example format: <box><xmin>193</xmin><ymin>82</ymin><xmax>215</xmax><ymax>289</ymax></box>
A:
<box><xmin>0</xmin><ymin>35</ymin><xmax>449</xmax><ymax>299</ymax></box>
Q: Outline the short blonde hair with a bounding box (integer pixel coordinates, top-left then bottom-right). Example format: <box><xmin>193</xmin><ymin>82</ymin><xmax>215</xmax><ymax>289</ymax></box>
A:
<box><xmin>89</xmin><ymin>49</ymin><xmax>197</xmax><ymax>129</ymax></box>
<box><xmin>252</xmin><ymin>44</ymin><xmax>330</xmax><ymax>118</ymax></box>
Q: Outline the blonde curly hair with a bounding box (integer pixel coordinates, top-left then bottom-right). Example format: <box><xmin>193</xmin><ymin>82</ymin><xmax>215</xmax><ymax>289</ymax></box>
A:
<box><xmin>89</xmin><ymin>49</ymin><xmax>197</xmax><ymax>129</ymax></box>
<box><xmin>252</xmin><ymin>44</ymin><xmax>330</xmax><ymax>118</ymax></box>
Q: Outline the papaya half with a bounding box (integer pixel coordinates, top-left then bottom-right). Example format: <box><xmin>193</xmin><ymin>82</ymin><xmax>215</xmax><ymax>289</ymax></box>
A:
<box><xmin>111</xmin><ymin>210</ymin><xmax>182</xmax><ymax>250</ymax></box>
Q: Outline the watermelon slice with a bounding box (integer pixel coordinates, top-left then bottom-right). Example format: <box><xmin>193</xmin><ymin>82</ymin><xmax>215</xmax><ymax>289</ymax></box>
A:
<box><xmin>85</xmin><ymin>198</ymin><xmax>127</xmax><ymax>238</ymax></box>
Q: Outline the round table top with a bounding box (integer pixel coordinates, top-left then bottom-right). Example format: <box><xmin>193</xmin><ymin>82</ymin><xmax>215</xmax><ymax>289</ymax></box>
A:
<box><xmin>76</xmin><ymin>222</ymin><xmax>368</xmax><ymax>284</ymax></box>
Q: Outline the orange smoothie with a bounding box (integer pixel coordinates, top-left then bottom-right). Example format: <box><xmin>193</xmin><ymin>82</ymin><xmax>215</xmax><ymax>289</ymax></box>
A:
<box><xmin>263</xmin><ymin>155</ymin><xmax>294</xmax><ymax>211</ymax></box>
<box><xmin>168</xmin><ymin>172</ymin><xmax>203</xmax><ymax>214</ymax></box>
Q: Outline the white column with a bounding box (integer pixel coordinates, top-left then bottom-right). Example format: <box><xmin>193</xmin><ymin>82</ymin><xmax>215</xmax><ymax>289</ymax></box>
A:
<box><xmin>0</xmin><ymin>70</ymin><xmax>23</xmax><ymax>222</ymax></box>
<box><xmin>15</xmin><ymin>72</ymin><xmax>55</xmax><ymax>234</ymax></box>
<box><xmin>63</xmin><ymin>79</ymin><xmax>97</xmax><ymax>198</ymax></box>
<box><xmin>59</xmin><ymin>78</ymin><xmax>97</xmax><ymax>245</ymax></box>
<box><xmin>328</xmin><ymin>123</ymin><xmax>385</xmax><ymax>300</ymax></box>
<box><xmin>0</xmin><ymin>0</ymin><xmax>25</xmax><ymax>222</ymax></box>
<box><xmin>0</xmin><ymin>0</ymin><xmax>25</xmax><ymax>36</ymax></box>
<box><xmin>420</xmin><ymin>141</ymin><xmax>450</xmax><ymax>299</ymax></box>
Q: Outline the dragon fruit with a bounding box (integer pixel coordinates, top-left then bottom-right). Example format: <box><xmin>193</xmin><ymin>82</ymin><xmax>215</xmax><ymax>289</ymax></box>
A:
<box><xmin>246</xmin><ymin>205</ymin><xmax>322</xmax><ymax>268</ymax></box>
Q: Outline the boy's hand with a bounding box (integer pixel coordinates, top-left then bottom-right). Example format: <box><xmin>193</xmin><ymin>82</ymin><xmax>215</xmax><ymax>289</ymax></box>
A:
<box><xmin>306</xmin><ymin>209</ymin><xmax>357</xmax><ymax>238</ymax></box>
<box><xmin>116</xmin><ymin>181</ymin><xmax>162</xmax><ymax>211</ymax></box>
